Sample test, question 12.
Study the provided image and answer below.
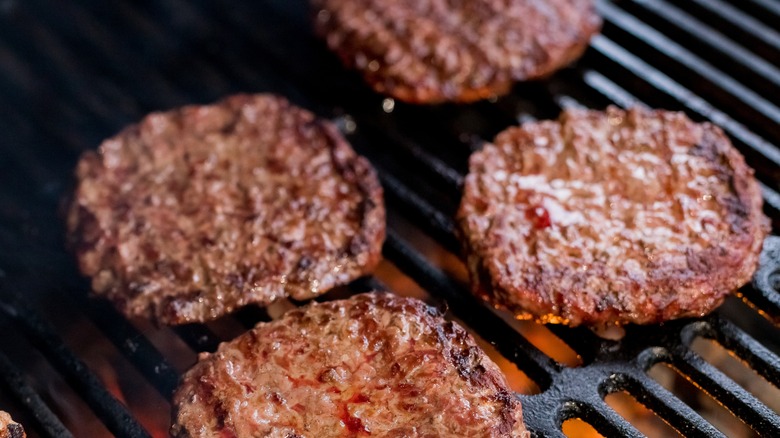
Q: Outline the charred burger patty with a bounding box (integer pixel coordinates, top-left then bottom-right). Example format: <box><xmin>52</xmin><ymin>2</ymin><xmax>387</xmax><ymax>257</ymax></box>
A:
<box><xmin>172</xmin><ymin>292</ymin><xmax>527</xmax><ymax>437</ymax></box>
<box><xmin>458</xmin><ymin>107</ymin><xmax>769</xmax><ymax>326</ymax></box>
<box><xmin>313</xmin><ymin>0</ymin><xmax>601</xmax><ymax>103</ymax></box>
<box><xmin>67</xmin><ymin>94</ymin><xmax>385</xmax><ymax>324</ymax></box>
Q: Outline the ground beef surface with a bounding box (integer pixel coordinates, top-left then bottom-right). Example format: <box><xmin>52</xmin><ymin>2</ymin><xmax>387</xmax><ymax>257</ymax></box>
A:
<box><xmin>172</xmin><ymin>292</ymin><xmax>527</xmax><ymax>437</ymax></box>
<box><xmin>458</xmin><ymin>107</ymin><xmax>769</xmax><ymax>325</ymax></box>
<box><xmin>67</xmin><ymin>94</ymin><xmax>385</xmax><ymax>324</ymax></box>
<box><xmin>313</xmin><ymin>0</ymin><xmax>601</xmax><ymax>103</ymax></box>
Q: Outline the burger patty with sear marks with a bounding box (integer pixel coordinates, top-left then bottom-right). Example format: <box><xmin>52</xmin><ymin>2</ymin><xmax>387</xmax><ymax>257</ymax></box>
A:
<box><xmin>0</xmin><ymin>412</ymin><xmax>25</xmax><ymax>438</ymax></box>
<box><xmin>312</xmin><ymin>0</ymin><xmax>601</xmax><ymax>104</ymax></box>
<box><xmin>457</xmin><ymin>107</ymin><xmax>770</xmax><ymax>326</ymax></box>
<box><xmin>171</xmin><ymin>292</ymin><xmax>527</xmax><ymax>437</ymax></box>
<box><xmin>67</xmin><ymin>94</ymin><xmax>385</xmax><ymax>325</ymax></box>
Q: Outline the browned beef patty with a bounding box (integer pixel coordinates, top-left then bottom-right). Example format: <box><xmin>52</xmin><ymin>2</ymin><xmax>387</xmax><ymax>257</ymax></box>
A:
<box><xmin>312</xmin><ymin>0</ymin><xmax>601</xmax><ymax>104</ymax></box>
<box><xmin>457</xmin><ymin>107</ymin><xmax>769</xmax><ymax>326</ymax></box>
<box><xmin>67</xmin><ymin>94</ymin><xmax>385</xmax><ymax>325</ymax></box>
<box><xmin>0</xmin><ymin>412</ymin><xmax>25</xmax><ymax>438</ymax></box>
<box><xmin>172</xmin><ymin>292</ymin><xmax>526</xmax><ymax>437</ymax></box>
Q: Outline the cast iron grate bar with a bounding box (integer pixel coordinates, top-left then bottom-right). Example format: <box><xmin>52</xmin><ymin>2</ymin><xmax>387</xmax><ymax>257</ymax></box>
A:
<box><xmin>109</xmin><ymin>1</ymin><xmax>238</xmax><ymax>96</ymax></box>
<box><xmin>757</xmin><ymin>182</ymin><xmax>780</xmax><ymax>218</ymax></box>
<box><xmin>747</xmin><ymin>237</ymin><xmax>780</xmax><ymax>323</ymax></box>
<box><xmin>746</xmin><ymin>0</ymin><xmax>780</xmax><ymax>17</ymax></box>
<box><xmin>632</xmin><ymin>0</ymin><xmax>780</xmax><ymax>88</ymax></box>
<box><xmin>0</xmin><ymin>5</ymin><xmax>135</xmax><ymax>133</ymax></box>
<box><xmin>351</xmin><ymin>118</ymin><xmax>465</xmax><ymax>189</ymax></box>
<box><xmin>78</xmin><ymin>297</ymin><xmax>180</xmax><ymax>399</ymax></box>
<box><xmin>20</xmin><ymin>0</ymin><xmax>188</xmax><ymax>109</ymax></box>
<box><xmin>0</xmin><ymin>349</ymin><xmax>74</xmax><ymax>438</ymax></box>
<box><xmin>590</xmin><ymin>34</ymin><xmax>780</xmax><ymax>170</ymax></box>
<box><xmin>580</xmin><ymin>399</ymin><xmax>644</xmax><ymax>438</ymax></box>
<box><xmin>377</xmin><ymin>171</ymin><xmax>460</xmax><ymax>254</ymax></box>
<box><xmin>598</xmin><ymin>0</ymin><xmax>780</xmax><ymax>129</ymax></box>
<box><xmin>0</xmin><ymin>297</ymin><xmax>150</xmax><ymax>438</ymax></box>
<box><xmin>519</xmin><ymin>365</ymin><xmax>647</xmax><ymax>437</ymax></box>
<box><xmin>25</xmin><ymin>261</ymin><xmax>186</xmax><ymax>401</ymax></box>
<box><xmin>172</xmin><ymin>325</ymin><xmax>222</xmax><ymax>354</ymax></box>
<box><xmin>620</xmin><ymin>371</ymin><xmax>723</xmax><ymax>437</ymax></box>
<box><xmin>675</xmin><ymin>350</ymin><xmax>780</xmax><ymax>435</ymax></box>
<box><xmin>579</xmin><ymin>69</ymin><xmax>646</xmax><ymax>110</ymax></box>
<box><xmin>350</xmin><ymin>276</ymin><xmax>393</xmax><ymax>295</ymax></box>
<box><xmin>0</xmin><ymin>41</ymin><xmax>116</xmax><ymax>154</ymax></box>
<box><xmin>710</xmin><ymin>318</ymin><xmax>780</xmax><ymax>387</ymax></box>
<box><xmin>695</xmin><ymin>0</ymin><xmax>780</xmax><ymax>50</ymax></box>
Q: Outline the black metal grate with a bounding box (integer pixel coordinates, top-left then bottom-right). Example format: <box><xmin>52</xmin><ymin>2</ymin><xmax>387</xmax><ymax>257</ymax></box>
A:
<box><xmin>0</xmin><ymin>0</ymin><xmax>779</xmax><ymax>436</ymax></box>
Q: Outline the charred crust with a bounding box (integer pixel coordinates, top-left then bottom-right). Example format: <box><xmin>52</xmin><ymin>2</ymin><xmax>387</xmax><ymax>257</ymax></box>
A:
<box><xmin>67</xmin><ymin>94</ymin><xmax>386</xmax><ymax>325</ymax></box>
<box><xmin>458</xmin><ymin>107</ymin><xmax>769</xmax><ymax>326</ymax></box>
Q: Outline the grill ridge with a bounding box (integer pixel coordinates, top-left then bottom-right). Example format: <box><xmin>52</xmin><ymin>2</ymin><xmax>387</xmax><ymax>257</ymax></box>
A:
<box><xmin>0</xmin><ymin>296</ymin><xmax>149</xmax><ymax>438</ymax></box>
<box><xmin>0</xmin><ymin>350</ymin><xmax>73</xmax><ymax>438</ymax></box>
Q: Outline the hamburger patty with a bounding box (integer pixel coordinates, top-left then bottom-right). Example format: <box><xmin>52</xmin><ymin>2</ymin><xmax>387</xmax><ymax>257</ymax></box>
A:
<box><xmin>457</xmin><ymin>107</ymin><xmax>769</xmax><ymax>326</ymax></box>
<box><xmin>66</xmin><ymin>94</ymin><xmax>385</xmax><ymax>325</ymax></box>
<box><xmin>312</xmin><ymin>0</ymin><xmax>601</xmax><ymax>104</ymax></box>
<box><xmin>0</xmin><ymin>412</ymin><xmax>24</xmax><ymax>438</ymax></box>
<box><xmin>171</xmin><ymin>292</ymin><xmax>526</xmax><ymax>437</ymax></box>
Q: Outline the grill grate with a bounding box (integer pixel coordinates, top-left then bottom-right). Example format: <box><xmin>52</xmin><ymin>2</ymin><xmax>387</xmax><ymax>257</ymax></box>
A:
<box><xmin>0</xmin><ymin>0</ymin><xmax>779</xmax><ymax>436</ymax></box>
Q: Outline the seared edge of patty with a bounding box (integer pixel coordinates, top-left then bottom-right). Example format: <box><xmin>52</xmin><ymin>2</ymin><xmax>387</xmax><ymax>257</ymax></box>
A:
<box><xmin>171</xmin><ymin>292</ymin><xmax>526</xmax><ymax>437</ymax></box>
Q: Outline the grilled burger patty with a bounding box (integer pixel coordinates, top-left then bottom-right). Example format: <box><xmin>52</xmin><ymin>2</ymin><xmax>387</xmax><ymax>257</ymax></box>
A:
<box><xmin>458</xmin><ymin>107</ymin><xmax>769</xmax><ymax>326</ymax></box>
<box><xmin>172</xmin><ymin>292</ymin><xmax>526</xmax><ymax>437</ymax></box>
<box><xmin>312</xmin><ymin>0</ymin><xmax>601</xmax><ymax>104</ymax></box>
<box><xmin>67</xmin><ymin>94</ymin><xmax>385</xmax><ymax>325</ymax></box>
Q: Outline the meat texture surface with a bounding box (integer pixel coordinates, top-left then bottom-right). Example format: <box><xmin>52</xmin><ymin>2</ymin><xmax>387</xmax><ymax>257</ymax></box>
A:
<box><xmin>172</xmin><ymin>292</ymin><xmax>527</xmax><ymax>437</ymax></box>
<box><xmin>67</xmin><ymin>94</ymin><xmax>385</xmax><ymax>324</ymax></box>
<box><xmin>458</xmin><ymin>107</ymin><xmax>769</xmax><ymax>325</ymax></box>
